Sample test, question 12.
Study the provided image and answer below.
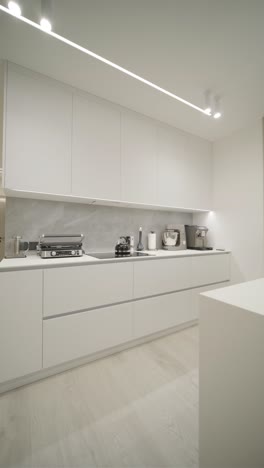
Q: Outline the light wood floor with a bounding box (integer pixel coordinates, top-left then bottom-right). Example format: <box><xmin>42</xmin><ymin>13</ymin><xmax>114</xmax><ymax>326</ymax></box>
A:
<box><xmin>0</xmin><ymin>325</ymin><xmax>198</xmax><ymax>468</ymax></box>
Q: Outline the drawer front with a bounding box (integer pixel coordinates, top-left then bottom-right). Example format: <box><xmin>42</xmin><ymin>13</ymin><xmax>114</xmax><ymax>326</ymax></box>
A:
<box><xmin>191</xmin><ymin>254</ymin><xmax>230</xmax><ymax>288</ymax></box>
<box><xmin>192</xmin><ymin>281</ymin><xmax>230</xmax><ymax>320</ymax></box>
<box><xmin>43</xmin><ymin>262</ymin><xmax>133</xmax><ymax>317</ymax></box>
<box><xmin>133</xmin><ymin>290</ymin><xmax>193</xmax><ymax>339</ymax></box>
<box><xmin>133</xmin><ymin>257</ymin><xmax>192</xmax><ymax>299</ymax></box>
<box><xmin>43</xmin><ymin>302</ymin><xmax>133</xmax><ymax>368</ymax></box>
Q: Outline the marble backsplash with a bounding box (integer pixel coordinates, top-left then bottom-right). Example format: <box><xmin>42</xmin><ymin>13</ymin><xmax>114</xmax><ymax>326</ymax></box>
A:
<box><xmin>5</xmin><ymin>198</ymin><xmax>192</xmax><ymax>255</ymax></box>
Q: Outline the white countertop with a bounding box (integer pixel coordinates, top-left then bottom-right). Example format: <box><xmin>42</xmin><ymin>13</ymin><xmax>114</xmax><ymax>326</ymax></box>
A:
<box><xmin>202</xmin><ymin>278</ymin><xmax>264</xmax><ymax>317</ymax></box>
<box><xmin>0</xmin><ymin>249</ymin><xmax>230</xmax><ymax>272</ymax></box>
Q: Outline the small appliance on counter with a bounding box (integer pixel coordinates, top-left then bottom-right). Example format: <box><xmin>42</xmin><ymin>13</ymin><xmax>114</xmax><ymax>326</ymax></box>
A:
<box><xmin>185</xmin><ymin>225</ymin><xmax>213</xmax><ymax>251</ymax></box>
<box><xmin>162</xmin><ymin>224</ymin><xmax>187</xmax><ymax>251</ymax></box>
<box><xmin>115</xmin><ymin>236</ymin><xmax>132</xmax><ymax>257</ymax></box>
<box><xmin>5</xmin><ymin>235</ymin><xmax>30</xmax><ymax>259</ymax></box>
<box><xmin>37</xmin><ymin>234</ymin><xmax>84</xmax><ymax>258</ymax></box>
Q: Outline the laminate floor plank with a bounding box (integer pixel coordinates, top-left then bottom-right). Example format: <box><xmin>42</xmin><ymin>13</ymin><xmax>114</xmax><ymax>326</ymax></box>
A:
<box><xmin>0</xmin><ymin>325</ymin><xmax>198</xmax><ymax>468</ymax></box>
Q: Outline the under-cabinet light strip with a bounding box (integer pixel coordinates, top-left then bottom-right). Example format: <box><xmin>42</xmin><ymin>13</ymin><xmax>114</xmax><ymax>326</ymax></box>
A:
<box><xmin>0</xmin><ymin>4</ymin><xmax>209</xmax><ymax>115</ymax></box>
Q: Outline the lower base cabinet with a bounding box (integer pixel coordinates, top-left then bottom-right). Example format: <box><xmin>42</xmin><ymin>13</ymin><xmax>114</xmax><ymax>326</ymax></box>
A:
<box><xmin>0</xmin><ymin>270</ymin><xmax>42</xmax><ymax>384</ymax></box>
<box><xmin>133</xmin><ymin>290</ymin><xmax>193</xmax><ymax>339</ymax></box>
<box><xmin>43</xmin><ymin>302</ymin><xmax>133</xmax><ymax>368</ymax></box>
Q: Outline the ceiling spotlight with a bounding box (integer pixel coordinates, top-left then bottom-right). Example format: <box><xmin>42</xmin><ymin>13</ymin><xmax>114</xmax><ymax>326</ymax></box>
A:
<box><xmin>40</xmin><ymin>0</ymin><xmax>52</xmax><ymax>31</ymax></box>
<box><xmin>204</xmin><ymin>90</ymin><xmax>212</xmax><ymax>115</ymax></box>
<box><xmin>7</xmin><ymin>1</ymin><xmax>21</xmax><ymax>16</ymax></box>
<box><xmin>40</xmin><ymin>17</ymin><xmax>51</xmax><ymax>31</ymax></box>
<box><xmin>213</xmin><ymin>96</ymin><xmax>222</xmax><ymax>119</ymax></box>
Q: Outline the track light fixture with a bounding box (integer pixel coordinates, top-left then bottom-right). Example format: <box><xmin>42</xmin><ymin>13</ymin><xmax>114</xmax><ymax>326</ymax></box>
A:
<box><xmin>204</xmin><ymin>90</ymin><xmax>212</xmax><ymax>115</ymax></box>
<box><xmin>0</xmin><ymin>4</ymin><xmax>223</xmax><ymax>119</ymax></box>
<box><xmin>40</xmin><ymin>0</ymin><xmax>52</xmax><ymax>31</ymax></box>
<box><xmin>7</xmin><ymin>1</ymin><xmax>21</xmax><ymax>17</ymax></box>
<box><xmin>213</xmin><ymin>96</ymin><xmax>222</xmax><ymax>119</ymax></box>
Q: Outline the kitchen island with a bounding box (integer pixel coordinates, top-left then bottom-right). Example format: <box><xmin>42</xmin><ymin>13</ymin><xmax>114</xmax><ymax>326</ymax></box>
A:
<box><xmin>199</xmin><ymin>279</ymin><xmax>264</xmax><ymax>468</ymax></box>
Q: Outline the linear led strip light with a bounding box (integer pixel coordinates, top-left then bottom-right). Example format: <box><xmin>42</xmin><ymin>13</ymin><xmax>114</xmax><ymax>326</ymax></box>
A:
<box><xmin>1</xmin><ymin>3</ymin><xmax>210</xmax><ymax>116</ymax></box>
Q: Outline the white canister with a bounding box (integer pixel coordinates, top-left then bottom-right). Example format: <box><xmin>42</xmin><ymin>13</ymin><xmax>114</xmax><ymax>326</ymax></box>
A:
<box><xmin>148</xmin><ymin>231</ymin><xmax>156</xmax><ymax>250</ymax></box>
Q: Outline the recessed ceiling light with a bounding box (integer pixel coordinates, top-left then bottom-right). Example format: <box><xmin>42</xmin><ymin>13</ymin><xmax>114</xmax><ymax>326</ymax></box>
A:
<box><xmin>0</xmin><ymin>4</ymin><xmax>219</xmax><ymax>118</ymax></box>
<box><xmin>7</xmin><ymin>1</ymin><xmax>21</xmax><ymax>17</ymax></box>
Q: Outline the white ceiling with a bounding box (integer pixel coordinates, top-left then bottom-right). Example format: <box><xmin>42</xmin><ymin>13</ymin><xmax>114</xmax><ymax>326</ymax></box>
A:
<box><xmin>1</xmin><ymin>0</ymin><xmax>264</xmax><ymax>141</ymax></box>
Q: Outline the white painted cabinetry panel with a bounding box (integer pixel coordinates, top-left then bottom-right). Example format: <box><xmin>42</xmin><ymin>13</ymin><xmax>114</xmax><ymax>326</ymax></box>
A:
<box><xmin>133</xmin><ymin>290</ymin><xmax>193</xmax><ymax>338</ymax></box>
<box><xmin>43</xmin><ymin>262</ymin><xmax>133</xmax><ymax>317</ymax></box>
<box><xmin>43</xmin><ymin>302</ymin><xmax>133</xmax><ymax>368</ymax></box>
<box><xmin>133</xmin><ymin>257</ymin><xmax>192</xmax><ymax>298</ymax></box>
<box><xmin>191</xmin><ymin>254</ymin><xmax>230</xmax><ymax>287</ymax></box>
<box><xmin>72</xmin><ymin>93</ymin><xmax>121</xmax><ymax>199</ymax></box>
<box><xmin>121</xmin><ymin>112</ymin><xmax>157</xmax><ymax>204</ymax></box>
<box><xmin>157</xmin><ymin>125</ymin><xmax>212</xmax><ymax>209</ymax></box>
<box><xmin>5</xmin><ymin>64</ymin><xmax>72</xmax><ymax>194</ymax></box>
<box><xmin>192</xmin><ymin>281</ymin><xmax>230</xmax><ymax>320</ymax></box>
<box><xmin>0</xmin><ymin>270</ymin><xmax>42</xmax><ymax>383</ymax></box>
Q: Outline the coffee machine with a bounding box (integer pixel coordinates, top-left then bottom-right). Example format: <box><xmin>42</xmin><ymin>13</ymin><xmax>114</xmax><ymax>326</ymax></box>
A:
<box><xmin>185</xmin><ymin>225</ymin><xmax>212</xmax><ymax>251</ymax></box>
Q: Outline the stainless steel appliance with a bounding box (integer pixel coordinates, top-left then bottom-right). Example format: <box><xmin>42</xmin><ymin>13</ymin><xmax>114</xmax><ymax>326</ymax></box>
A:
<box><xmin>185</xmin><ymin>225</ymin><xmax>213</xmax><ymax>250</ymax></box>
<box><xmin>87</xmin><ymin>252</ymin><xmax>150</xmax><ymax>260</ymax></box>
<box><xmin>115</xmin><ymin>236</ymin><xmax>132</xmax><ymax>256</ymax></box>
<box><xmin>0</xmin><ymin>170</ymin><xmax>5</xmax><ymax>262</ymax></box>
<box><xmin>162</xmin><ymin>224</ymin><xmax>187</xmax><ymax>251</ymax></box>
<box><xmin>37</xmin><ymin>234</ymin><xmax>84</xmax><ymax>258</ymax></box>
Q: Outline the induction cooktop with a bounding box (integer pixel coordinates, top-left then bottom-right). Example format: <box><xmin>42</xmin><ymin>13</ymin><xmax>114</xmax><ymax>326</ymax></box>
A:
<box><xmin>87</xmin><ymin>252</ymin><xmax>150</xmax><ymax>259</ymax></box>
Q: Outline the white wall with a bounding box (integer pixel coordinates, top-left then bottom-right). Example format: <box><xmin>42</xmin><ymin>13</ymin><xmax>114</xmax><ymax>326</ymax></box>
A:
<box><xmin>194</xmin><ymin>118</ymin><xmax>264</xmax><ymax>284</ymax></box>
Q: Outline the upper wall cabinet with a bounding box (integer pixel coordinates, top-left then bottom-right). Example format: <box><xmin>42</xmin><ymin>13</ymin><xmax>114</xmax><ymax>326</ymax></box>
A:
<box><xmin>121</xmin><ymin>112</ymin><xmax>157</xmax><ymax>204</ymax></box>
<box><xmin>4</xmin><ymin>64</ymin><xmax>72</xmax><ymax>194</ymax></box>
<box><xmin>72</xmin><ymin>93</ymin><xmax>121</xmax><ymax>200</ymax></box>
<box><xmin>157</xmin><ymin>126</ymin><xmax>212</xmax><ymax>210</ymax></box>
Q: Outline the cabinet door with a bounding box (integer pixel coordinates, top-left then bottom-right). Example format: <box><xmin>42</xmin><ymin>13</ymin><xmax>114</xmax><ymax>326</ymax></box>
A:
<box><xmin>43</xmin><ymin>262</ymin><xmax>133</xmax><ymax>317</ymax></box>
<box><xmin>191</xmin><ymin>254</ymin><xmax>230</xmax><ymax>288</ymax></box>
<box><xmin>157</xmin><ymin>125</ymin><xmax>212</xmax><ymax>209</ymax></box>
<box><xmin>133</xmin><ymin>290</ymin><xmax>193</xmax><ymax>338</ymax></box>
<box><xmin>133</xmin><ymin>257</ymin><xmax>192</xmax><ymax>299</ymax></box>
<box><xmin>0</xmin><ymin>270</ymin><xmax>42</xmax><ymax>383</ymax></box>
<box><xmin>121</xmin><ymin>112</ymin><xmax>157</xmax><ymax>204</ymax></box>
<box><xmin>5</xmin><ymin>64</ymin><xmax>72</xmax><ymax>194</ymax></box>
<box><xmin>157</xmin><ymin>125</ymin><xmax>186</xmax><ymax>207</ymax></box>
<box><xmin>72</xmin><ymin>94</ymin><xmax>121</xmax><ymax>199</ymax></box>
<box><xmin>43</xmin><ymin>302</ymin><xmax>133</xmax><ymax>368</ymax></box>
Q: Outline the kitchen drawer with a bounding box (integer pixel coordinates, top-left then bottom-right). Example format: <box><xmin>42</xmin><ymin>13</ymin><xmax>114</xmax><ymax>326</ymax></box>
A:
<box><xmin>43</xmin><ymin>262</ymin><xmax>133</xmax><ymax>317</ymax></box>
<box><xmin>191</xmin><ymin>253</ymin><xmax>230</xmax><ymax>288</ymax></box>
<box><xmin>133</xmin><ymin>290</ymin><xmax>193</xmax><ymax>339</ymax></box>
<box><xmin>133</xmin><ymin>257</ymin><xmax>192</xmax><ymax>299</ymax></box>
<box><xmin>43</xmin><ymin>302</ymin><xmax>133</xmax><ymax>367</ymax></box>
<box><xmin>192</xmin><ymin>281</ymin><xmax>230</xmax><ymax>320</ymax></box>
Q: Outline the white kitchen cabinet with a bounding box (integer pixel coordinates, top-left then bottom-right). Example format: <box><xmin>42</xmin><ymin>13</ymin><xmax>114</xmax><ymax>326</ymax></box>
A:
<box><xmin>133</xmin><ymin>257</ymin><xmax>192</xmax><ymax>298</ymax></box>
<box><xmin>4</xmin><ymin>63</ymin><xmax>72</xmax><ymax>194</ymax></box>
<box><xmin>133</xmin><ymin>290</ymin><xmax>193</xmax><ymax>339</ymax></box>
<box><xmin>43</xmin><ymin>302</ymin><xmax>133</xmax><ymax>368</ymax></box>
<box><xmin>43</xmin><ymin>262</ymin><xmax>133</xmax><ymax>317</ymax></box>
<box><xmin>0</xmin><ymin>270</ymin><xmax>42</xmax><ymax>383</ymax></box>
<box><xmin>72</xmin><ymin>93</ymin><xmax>121</xmax><ymax>199</ymax></box>
<box><xmin>157</xmin><ymin>125</ymin><xmax>212</xmax><ymax>209</ymax></box>
<box><xmin>121</xmin><ymin>111</ymin><xmax>157</xmax><ymax>204</ymax></box>
<box><xmin>191</xmin><ymin>253</ymin><xmax>230</xmax><ymax>287</ymax></box>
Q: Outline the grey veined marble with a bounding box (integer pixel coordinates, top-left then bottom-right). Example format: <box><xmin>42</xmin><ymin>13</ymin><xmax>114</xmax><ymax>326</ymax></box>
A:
<box><xmin>5</xmin><ymin>198</ymin><xmax>192</xmax><ymax>255</ymax></box>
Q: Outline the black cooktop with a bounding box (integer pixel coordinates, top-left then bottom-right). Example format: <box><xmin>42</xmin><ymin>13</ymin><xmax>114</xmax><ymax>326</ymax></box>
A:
<box><xmin>87</xmin><ymin>252</ymin><xmax>149</xmax><ymax>259</ymax></box>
